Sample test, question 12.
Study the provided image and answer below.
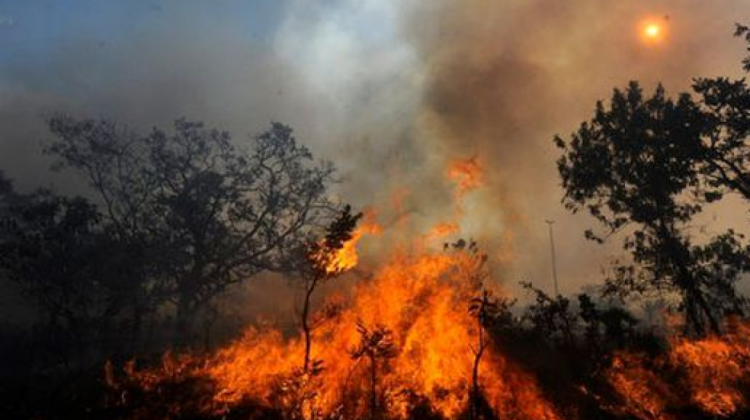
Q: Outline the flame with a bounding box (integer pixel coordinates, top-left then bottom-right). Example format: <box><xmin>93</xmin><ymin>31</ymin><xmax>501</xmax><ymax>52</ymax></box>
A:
<box><xmin>206</xmin><ymin>248</ymin><xmax>559</xmax><ymax>419</ymax></box>
<box><xmin>426</xmin><ymin>221</ymin><xmax>460</xmax><ymax>240</ymax></box>
<box><xmin>447</xmin><ymin>156</ymin><xmax>483</xmax><ymax>200</ymax></box>
<box><xmin>605</xmin><ymin>319</ymin><xmax>750</xmax><ymax>419</ymax></box>
<box><xmin>106</xmin><ymin>208</ymin><xmax>750</xmax><ymax>420</ymax></box>
<box><xmin>114</xmin><ymin>230</ymin><xmax>560</xmax><ymax>420</ymax></box>
<box><xmin>318</xmin><ymin>209</ymin><xmax>382</xmax><ymax>275</ymax></box>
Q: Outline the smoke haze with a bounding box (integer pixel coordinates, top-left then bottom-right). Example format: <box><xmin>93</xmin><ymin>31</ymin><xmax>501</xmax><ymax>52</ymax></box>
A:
<box><xmin>0</xmin><ymin>0</ymin><xmax>748</xmax><ymax>306</ymax></box>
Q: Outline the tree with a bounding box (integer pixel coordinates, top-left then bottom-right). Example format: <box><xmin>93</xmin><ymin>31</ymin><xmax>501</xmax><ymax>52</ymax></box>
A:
<box><xmin>0</xmin><ymin>191</ymin><xmax>142</xmax><ymax>361</ymax></box>
<box><xmin>555</xmin><ymin>82</ymin><xmax>750</xmax><ymax>335</ymax></box>
<box><xmin>578</xmin><ymin>294</ymin><xmax>637</xmax><ymax>348</ymax></box>
<box><xmin>521</xmin><ymin>282</ymin><xmax>577</xmax><ymax>343</ymax></box>
<box><xmin>736</xmin><ymin>24</ymin><xmax>750</xmax><ymax>72</ymax></box>
<box><xmin>45</xmin><ymin>117</ymin><xmax>338</xmax><ymax>342</ymax></box>
<box><xmin>468</xmin><ymin>289</ymin><xmax>498</xmax><ymax>420</ymax></box>
<box><xmin>349</xmin><ymin>320</ymin><xmax>397</xmax><ymax>420</ymax></box>
<box><xmin>300</xmin><ymin>205</ymin><xmax>362</xmax><ymax>372</ymax></box>
<box><xmin>0</xmin><ymin>170</ymin><xmax>12</xmax><ymax>198</ymax></box>
<box><xmin>689</xmin><ymin>25</ymin><xmax>750</xmax><ymax>202</ymax></box>
<box><xmin>0</xmin><ymin>171</ymin><xmax>20</xmax><ymax>237</ymax></box>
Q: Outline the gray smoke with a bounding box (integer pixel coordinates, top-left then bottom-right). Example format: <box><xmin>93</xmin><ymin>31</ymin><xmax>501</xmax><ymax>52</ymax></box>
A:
<box><xmin>0</xmin><ymin>0</ymin><xmax>747</xmax><ymax>310</ymax></box>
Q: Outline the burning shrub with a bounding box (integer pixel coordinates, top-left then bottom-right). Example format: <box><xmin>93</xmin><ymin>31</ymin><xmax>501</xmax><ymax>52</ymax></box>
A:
<box><xmin>603</xmin><ymin>319</ymin><xmax>750</xmax><ymax>419</ymax></box>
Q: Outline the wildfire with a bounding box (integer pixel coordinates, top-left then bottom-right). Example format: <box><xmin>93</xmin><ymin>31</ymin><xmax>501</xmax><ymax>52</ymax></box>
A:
<box><xmin>318</xmin><ymin>208</ymin><xmax>382</xmax><ymax>275</ymax></box>
<box><xmin>112</xmin><ymin>224</ymin><xmax>559</xmax><ymax>420</ymax></box>
<box><xmin>447</xmin><ymin>156</ymin><xmax>483</xmax><ymax>199</ymax></box>
<box><xmin>426</xmin><ymin>221</ymin><xmax>460</xmax><ymax>240</ymax></box>
<box><xmin>605</xmin><ymin>319</ymin><xmax>750</xmax><ymax>419</ymax></box>
<box><xmin>206</xmin><ymin>247</ymin><xmax>558</xmax><ymax>419</ymax></box>
<box><xmin>104</xmin><ymin>142</ymin><xmax>750</xmax><ymax>420</ymax></box>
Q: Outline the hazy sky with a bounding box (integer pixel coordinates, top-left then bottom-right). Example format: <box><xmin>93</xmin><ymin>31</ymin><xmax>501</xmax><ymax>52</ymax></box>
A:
<box><xmin>1</xmin><ymin>0</ymin><xmax>749</xmax><ymax>303</ymax></box>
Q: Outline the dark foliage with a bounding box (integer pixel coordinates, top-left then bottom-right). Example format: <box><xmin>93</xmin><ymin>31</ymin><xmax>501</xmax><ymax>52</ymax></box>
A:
<box><xmin>44</xmin><ymin>117</ymin><xmax>338</xmax><ymax>344</ymax></box>
<box><xmin>555</xmin><ymin>81</ymin><xmax>750</xmax><ymax>336</ymax></box>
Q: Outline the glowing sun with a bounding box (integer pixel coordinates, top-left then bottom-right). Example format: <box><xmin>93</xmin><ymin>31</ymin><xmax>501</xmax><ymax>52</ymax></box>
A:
<box><xmin>645</xmin><ymin>24</ymin><xmax>660</xmax><ymax>38</ymax></box>
<box><xmin>640</xmin><ymin>19</ymin><xmax>667</xmax><ymax>44</ymax></box>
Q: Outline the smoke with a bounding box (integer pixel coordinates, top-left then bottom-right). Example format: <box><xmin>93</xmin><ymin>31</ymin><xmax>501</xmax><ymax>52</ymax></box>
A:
<box><xmin>279</xmin><ymin>0</ymin><xmax>748</xmax><ymax>295</ymax></box>
<box><xmin>0</xmin><ymin>0</ymin><xmax>747</xmax><ymax>307</ymax></box>
<box><xmin>394</xmin><ymin>0</ymin><xmax>748</xmax><ymax>294</ymax></box>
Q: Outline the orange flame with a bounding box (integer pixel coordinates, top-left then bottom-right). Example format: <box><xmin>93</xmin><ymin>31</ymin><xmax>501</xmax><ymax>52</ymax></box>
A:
<box><xmin>205</xmin><ymin>249</ymin><xmax>558</xmax><ymax>419</ymax></box>
<box><xmin>605</xmin><ymin>319</ymin><xmax>750</xmax><ymax>419</ymax></box>
<box><xmin>117</xmin><ymin>245</ymin><xmax>559</xmax><ymax>420</ymax></box>
<box><xmin>317</xmin><ymin>209</ymin><xmax>382</xmax><ymax>275</ymax></box>
<box><xmin>426</xmin><ymin>221</ymin><xmax>460</xmax><ymax>241</ymax></box>
<box><xmin>447</xmin><ymin>156</ymin><xmax>484</xmax><ymax>199</ymax></box>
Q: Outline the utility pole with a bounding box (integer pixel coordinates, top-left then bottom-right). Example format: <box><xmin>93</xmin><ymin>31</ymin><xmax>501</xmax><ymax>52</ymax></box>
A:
<box><xmin>545</xmin><ymin>220</ymin><xmax>559</xmax><ymax>296</ymax></box>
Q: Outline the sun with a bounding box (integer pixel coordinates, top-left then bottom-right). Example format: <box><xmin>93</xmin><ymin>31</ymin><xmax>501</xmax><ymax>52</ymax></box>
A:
<box><xmin>640</xmin><ymin>19</ymin><xmax>667</xmax><ymax>44</ymax></box>
<box><xmin>645</xmin><ymin>23</ymin><xmax>660</xmax><ymax>38</ymax></box>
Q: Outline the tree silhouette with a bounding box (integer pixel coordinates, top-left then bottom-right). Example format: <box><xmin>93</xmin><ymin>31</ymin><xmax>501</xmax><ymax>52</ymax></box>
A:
<box><xmin>350</xmin><ymin>320</ymin><xmax>397</xmax><ymax>420</ymax></box>
<box><xmin>735</xmin><ymin>24</ymin><xmax>750</xmax><ymax>72</ymax></box>
<box><xmin>300</xmin><ymin>204</ymin><xmax>362</xmax><ymax>372</ymax></box>
<box><xmin>578</xmin><ymin>294</ymin><xmax>637</xmax><ymax>349</ymax></box>
<box><xmin>0</xmin><ymin>191</ymin><xmax>144</xmax><ymax>362</ymax></box>
<box><xmin>44</xmin><ymin>117</ymin><xmax>338</xmax><ymax>343</ymax></box>
<box><xmin>556</xmin><ymin>82</ymin><xmax>750</xmax><ymax>335</ymax></box>
<box><xmin>690</xmin><ymin>26</ymin><xmax>750</xmax><ymax>203</ymax></box>
<box><xmin>522</xmin><ymin>282</ymin><xmax>577</xmax><ymax>343</ymax></box>
<box><xmin>468</xmin><ymin>289</ymin><xmax>498</xmax><ymax>420</ymax></box>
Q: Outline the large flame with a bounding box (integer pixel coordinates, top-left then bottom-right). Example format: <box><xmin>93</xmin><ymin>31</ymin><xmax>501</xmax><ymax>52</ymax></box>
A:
<box><xmin>319</xmin><ymin>208</ymin><xmax>382</xmax><ymax>275</ymax></box>
<box><xmin>207</xmin><ymin>247</ymin><xmax>558</xmax><ymax>419</ymax></box>
<box><xmin>605</xmin><ymin>319</ymin><xmax>750</xmax><ymax>419</ymax></box>
<box><xmin>105</xmin><ymin>146</ymin><xmax>750</xmax><ymax>419</ymax></box>
<box><xmin>107</xmin><ymin>154</ymin><xmax>567</xmax><ymax>419</ymax></box>
<box><xmin>111</xmin><ymin>230</ymin><xmax>560</xmax><ymax>419</ymax></box>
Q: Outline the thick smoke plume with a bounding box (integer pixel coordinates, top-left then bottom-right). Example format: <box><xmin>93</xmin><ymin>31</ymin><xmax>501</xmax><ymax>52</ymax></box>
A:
<box><xmin>0</xmin><ymin>0</ymin><xmax>747</xmax><ymax>306</ymax></box>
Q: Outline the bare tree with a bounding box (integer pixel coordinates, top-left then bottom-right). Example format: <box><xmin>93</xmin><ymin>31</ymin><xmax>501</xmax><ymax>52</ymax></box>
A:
<box><xmin>468</xmin><ymin>289</ymin><xmax>498</xmax><ymax>420</ymax></box>
<box><xmin>45</xmin><ymin>117</ymin><xmax>338</xmax><ymax>343</ymax></box>
<box><xmin>350</xmin><ymin>320</ymin><xmax>397</xmax><ymax>420</ymax></box>
<box><xmin>299</xmin><ymin>205</ymin><xmax>361</xmax><ymax>372</ymax></box>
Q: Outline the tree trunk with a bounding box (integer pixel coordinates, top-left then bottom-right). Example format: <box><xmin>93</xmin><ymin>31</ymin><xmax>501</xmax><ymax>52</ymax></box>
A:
<box><xmin>655</xmin><ymin>219</ymin><xmax>720</xmax><ymax>337</ymax></box>
<box><xmin>471</xmin><ymin>320</ymin><xmax>485</xmax><ymax>420</ymax></box>
<box><xmin>302</xmin><ymin>276</ymin><xmax>318</xmax><ymax>372</ymax></box>
<box><xmin>370</xmin><ymin>355</ymin><xmax>377</xmax><ymax>420</ymax></box>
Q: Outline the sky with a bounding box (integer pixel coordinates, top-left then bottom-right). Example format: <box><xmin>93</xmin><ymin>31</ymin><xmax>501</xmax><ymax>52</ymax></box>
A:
<box><xmin>0</xmin><ymin>0</ymin><xmax>749</xmax><ymax>312</ymax></box>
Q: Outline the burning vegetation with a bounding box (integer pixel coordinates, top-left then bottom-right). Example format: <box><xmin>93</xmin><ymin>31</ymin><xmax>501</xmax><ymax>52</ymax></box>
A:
<box><xmin>106</xmin><ymin>228</ymin><xmax>560</xmax><ymax>420</ymax></box>
<box><xmin>100</xmin><ymin>158</ymin><xmax>561</xmax><ymax>420</ymax></box>
<box><xmin>100</xmin><ymin>216</ymin><xmax>750</xmax><ymax>420</ymax></box>
<box><xmin>5</xmin><ymin>11</ymin><xmax>750</xmax><ymax>420</ymax></box>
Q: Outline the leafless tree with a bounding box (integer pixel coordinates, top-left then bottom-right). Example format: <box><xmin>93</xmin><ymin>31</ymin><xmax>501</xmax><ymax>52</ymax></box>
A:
<box><xmin>350</xmin><ymin>319</ymin><xmax>397</xmax><ymax>420</ymax></box>
<box><xmin>468</xmin><ymin>289</ymin><xmax>498</xmax><ymax>420</ymax></box>
<box><xmin>45</xmin><ymin>117</ymin><xmax>339</xmax><ymax>343</ymax></box>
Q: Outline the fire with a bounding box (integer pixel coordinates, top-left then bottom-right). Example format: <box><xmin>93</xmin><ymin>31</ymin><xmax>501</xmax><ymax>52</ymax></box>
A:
<box><xmin>317</xmin><ymin>208</ymin><xmax>382</xmax><ymax>275</ymax></box>
<box><xmin>112</xmin><ymin>227</ymin><xmax>560</xmax><ymax>420</ymax></box>
<box><xmin>221</xmin><ymin>248</ymin><xmax>557</xmax><ymax>419</ymax></box>
<box><xmin>447</xmin><ymin>156</ymin><xmax>483</xmax><ymax>199</ymax></box>
<box><xmin>207</xmin><ymin>247</ymin><xmax>559</xmax><ymax>419</ymax></box>
<box><xmin>426</xmin><ymin>221</ymin><xmax>460</xmax><ymax>240</ymax></box>
<box><xmin>605</xmin><ymin>319</ymin><xmax>750</xmax><ymax>419</ymax></box>
<box><xmin>104</xmin><ymin>209</ymin><xmax>750</xmax><ymax>420</ymax></box>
